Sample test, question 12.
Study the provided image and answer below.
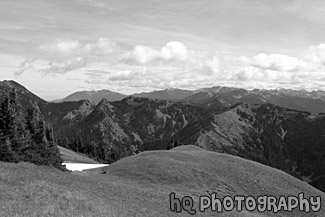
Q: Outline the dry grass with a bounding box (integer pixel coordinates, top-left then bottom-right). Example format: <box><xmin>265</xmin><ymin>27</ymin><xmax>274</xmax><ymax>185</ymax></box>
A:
<box><xmin>1</xmin><ymin>145</ymin><xmax>324</xmax><ymax>217</ymax></box>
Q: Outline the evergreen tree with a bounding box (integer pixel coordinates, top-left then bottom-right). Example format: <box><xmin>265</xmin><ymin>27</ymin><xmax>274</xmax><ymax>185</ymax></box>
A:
<box><xmin>0</xmin><ymin>137</ymin><xmax>18</xmax><ymax>162</ymax></box>
<box><xmin>0</xmin><ymin>94</ymin><xmax>14</xmax><ymax>140</ymax></box>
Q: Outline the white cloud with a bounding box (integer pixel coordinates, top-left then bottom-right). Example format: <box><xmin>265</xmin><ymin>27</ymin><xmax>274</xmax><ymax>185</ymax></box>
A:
<box><xmin>242</xmin><ymin>53</ymin><xmax>311</xmax><ymax>72</ymax></box>
<box><xmin>15</xmin><ymin>57</ymin><xmax>37</xmax><ymax>75</ymax></box>
<box><xmin>39</xmin><ymin>38</ymin><xmax>116</xmax><ymax>59</ymax></box>
<box><xmin>15</xmin><ymin>38</ymin><xmax>116</xmax><ymax>75</ymax></box>
<box><xmin>120</xmin><ymin>41</ymin><xmax>189</xmax><ymax>64</ymax></box>
<box><xmin>303</xmin><ymin>44</ymin><xmax>325</xmax><ymax>65</ymax></box>
<box><xmin>160</xmin><ymin>41</ymin><xmax>189</xmax><ymax>61</ymax></box>
<box><xmin>16</xmin><ymin>57</ymin><xmax>88</xmax><ymax>75</ymax></box>
<box><xmin>42</xmin><ymin>57</ymin><xmax>88</xmax><ymax>74</ymax></box>
<box><xmin>234</xmin><ymin>45</ymin><xmax>325</xmax><ymax>86</ymax></box>
<box><xmin>77</xmin><ymin>0</ymin><xmax>105</xmax><ymax>8</ymax></box>
<box><xmin>119</xmin><ymin>42</ymin><xmax>221</xmax><ymax>79</ymax></box>
<box><xmin>83</xmin><ymin>38</ymin><xmax>116</xmax><ymax>56</ymax></box>
<box><xmin>235</xmin><ymin>66</ymin><xmax>294</xmax><ymax>82</ymax></box>
<box><xmin>121</xmin><ymin>45</ymin><xmax>160</xmax><ymax>64</ymax></box>
<box><xmin>40</xmin><ymin>39</ymin><xmax>80</xmax><ymax>57</ymax></box>
<box><xmin>108</xmin><ymin>69</ymin><xmax>148</xmax><ymax>81</ymax></box>
<box><xmin>192</xmin><ymin>54</ymin><xmax>220</xmax><ymax>76</ymax></box>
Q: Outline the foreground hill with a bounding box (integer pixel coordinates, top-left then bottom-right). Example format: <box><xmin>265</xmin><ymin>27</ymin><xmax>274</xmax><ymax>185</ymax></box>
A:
<box><xmin>1</xmin><ymin>146</ymin><xmax>324</xmax><ymax>216</ymax></box>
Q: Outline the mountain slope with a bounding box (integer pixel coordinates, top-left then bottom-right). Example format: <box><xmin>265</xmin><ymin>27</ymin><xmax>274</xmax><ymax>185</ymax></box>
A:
<box><xmin>42</xmin><ymin>100</ymin><xmax>95</xmax><ymax>130</ymax></box>
<box><xmin>1</xmin><ymin>147</ymin><xmax>324</xmax><ymax>216</ymax></box>
<box><xmin>56</xmin><ymin>97</ymin><xmax>222</xmax><ymax>163</ymax></box>
<box><xmin>0</xmin><ymin>80</ymin><xmax>46</xmax><ymax>111</ymax></box>
<box><xmin>58</xmin><ymin>146</ymin><xmax>99</xmax><ymax>164</ymax></box>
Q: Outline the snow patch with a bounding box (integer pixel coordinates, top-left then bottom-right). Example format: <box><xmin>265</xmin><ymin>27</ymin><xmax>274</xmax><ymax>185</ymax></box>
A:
<box><xmin>62</xmin><ymin>163</ymin><xmax>108</xmax><ymax>171</ymax></box>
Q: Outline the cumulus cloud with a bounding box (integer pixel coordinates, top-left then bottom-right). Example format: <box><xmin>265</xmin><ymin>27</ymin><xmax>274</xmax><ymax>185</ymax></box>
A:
<box><xmin>303</xmin><ymin>44</ymin><xmax>325</xmax><ymax>65</ymax></box>
<box><xmin>41</xmin><ymin>57</ymin><xmax>88</xmax><ymax>74</ymax></box>
<box><xmin>109</xmin><ymin>70</ymin><xmax>137</xmax><ymax>81</ymax></box>
<box><xmin>119</xmin><ymin>41</ymin><xmax>221</xmax><ymax>78</ymax></box>
<box><xmin>235</xmin><ymin>45</ymin><xmax>325</xmax><ymax>85</ymax></box>
<box><xmin>235</xmin><ymin>66</ymin><xmax>294</xmax><ymax>82</ymax></box>
<box><xmin>84</xmin><ymin>38</ymin><xmax>116</xmax><ymax>56</ymax></box>
<box><xmin>120</xmin><ymin>41</ymin><xmax>189</xmax><ymax>64</ymax></box>
<box><xmin>39</xmin><ymin>38</ymin><xmax>116</xmax><ymax>59</ymax></box>
<box><xmin>40</xmin><ymin>39</ymin><xmax>80</xmax><ymax>57</ymax></box>
<box><xmin>15</xmin><ymin>38</ymin><xmax>116</xmax><ymax>75</ymax></box>
<box><xmin>192</xmin><ymin>54</ymin><xmax>220</xmax><ymax>76</ymax></box>
<box><xmin>241</xmin><ymin>53</ymin><xmax>312</xmax><ymax>72</ymax></box>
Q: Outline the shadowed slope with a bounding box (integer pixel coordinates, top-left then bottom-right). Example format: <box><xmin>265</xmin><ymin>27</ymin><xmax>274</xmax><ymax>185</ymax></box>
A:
<box><xmin>58</xmin><ymin>146</ymin><xmax>99</xmax><ymax>164</ymax></box>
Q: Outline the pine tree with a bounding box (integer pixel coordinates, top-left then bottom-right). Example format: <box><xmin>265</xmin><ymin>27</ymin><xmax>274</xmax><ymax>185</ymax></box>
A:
<box><xmin>0</xmin><ymin>94</ymin><xmax>14</xmax><ymax>141</ymax></box>
<box><xmin>0</xmin><ymin>137</ymin><xmax>18</xmax><ymax>162</ymax></box>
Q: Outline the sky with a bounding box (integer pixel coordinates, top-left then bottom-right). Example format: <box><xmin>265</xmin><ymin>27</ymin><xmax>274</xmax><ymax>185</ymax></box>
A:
<box><xmin>1</xmin><ymin>0</ymin><xmax>325</xmax><ymax>100</ymax></box>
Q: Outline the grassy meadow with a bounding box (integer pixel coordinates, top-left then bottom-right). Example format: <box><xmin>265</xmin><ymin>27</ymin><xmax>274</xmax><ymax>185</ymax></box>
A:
<box><xmin>1</xmin><ymin>145</ymin><xmax>324</xmax><ymax>217</ymax></box>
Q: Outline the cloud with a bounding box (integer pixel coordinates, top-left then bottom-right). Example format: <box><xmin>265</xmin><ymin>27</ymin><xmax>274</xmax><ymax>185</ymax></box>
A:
<box><xmin>192</xmin><ymin>53</ymin><xmax>220</xmax><ymax>76</ymax></box>
<box><xmin>235</xmin><ymin>66</ymin><xmax>294</xmax><ymax>82</ymax></box>
<box><xmin>41</xmin><ymin>57</ymin><xmax>88</xmax><ymax>74</ymax></box>
<box><xmin>83</xmin><ymin>38</ymin><xmax>116</xmax><ymax>56</ymax></box>
<box><xmin>16</xmin><ymin>57</ymin><xmax>88</xmax><ymax>75</ymax></box>
<box><xmin>15</xmin><ymin>57</ymin><xmax>37</xmax><ymax>75</ymax></box>
<box><xmin>120</xmin><ymin>41</ymin><xmax>189</xmax><ymax>64</ymax></box>
<box><xmin>120</xmin><ymin>41</ymin><xmax>220</xmax><ymax>78</ymax></box>
<box><xmin>108</xmin><ymin>70</ymin><xmax>147</xmax><ymax>81</ymax></box>
<box><xmin>39</xmin><ymin>38</ymin><xmax>116</xmax><ymax>59</ymax></box>
<box><xmin>77</xmin><ymin>0</ymin><xmax>105</xmax><ymax>8</ymax></box>
<box><xmin>15</xmin><ymin>38</ymin><xmax>116</xmax><ymax>75</ymax></box>
<box><xmin>303</xmin><ymin>44</ymin><xmax>325</xmax><ymax>65</ymax></box>
<box><xmin>40</xmin><ymin>39</ymin><xmax>80</xmax><ymax>57</ymax></box>
<box><xmin>241</xmin><ymin>53</ymin><xmax>311</xmax><ymax>72</ymax></box>
<box><xmin>233</xmin><ymin>44</ymin><xmax>325</xmax><ymax>85</ymax></box>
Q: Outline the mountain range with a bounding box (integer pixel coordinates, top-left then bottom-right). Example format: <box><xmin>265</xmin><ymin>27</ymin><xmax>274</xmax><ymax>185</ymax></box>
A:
<box><xmin>53</xmin><ymin>85</ymin><xmax>325</xmax><ymax>113</ymax></box>
<box><xmin>1</xmin><ymin>80</ymin><xmax>325</xmax><ymax>193</ymax></box>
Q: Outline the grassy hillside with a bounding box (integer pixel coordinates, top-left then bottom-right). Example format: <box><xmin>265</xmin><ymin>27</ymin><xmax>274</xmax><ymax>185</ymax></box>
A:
<box><xmin>58</xmin><ymin>146</ymin><xmax>99</xmax><ymax>164</ymax></box>
<box><xmin>1</xmin><ymin>146</ymin><xmax>324</xmax><ymax>217</ymax></box>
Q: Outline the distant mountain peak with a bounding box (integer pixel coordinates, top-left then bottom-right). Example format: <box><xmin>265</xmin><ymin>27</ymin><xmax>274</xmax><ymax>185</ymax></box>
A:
<box><xmin>57</xmin><ymin>89</ymin><xmax>126</xmax><ymax>104</ymax></box>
